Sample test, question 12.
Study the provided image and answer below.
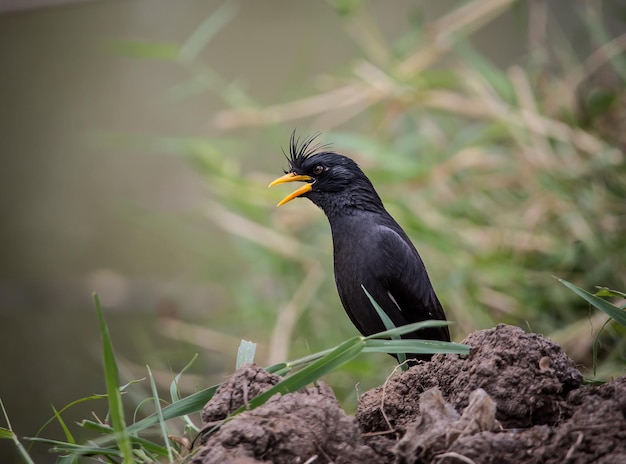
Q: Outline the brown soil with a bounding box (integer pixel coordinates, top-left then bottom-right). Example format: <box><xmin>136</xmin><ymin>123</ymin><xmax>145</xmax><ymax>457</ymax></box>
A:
<box><xmin>191</xmin><ymin>324</ymin><xmax>626</xmax><ymax>463</ymax></box>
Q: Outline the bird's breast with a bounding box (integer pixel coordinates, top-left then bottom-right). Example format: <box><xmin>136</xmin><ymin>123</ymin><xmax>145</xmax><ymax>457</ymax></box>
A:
<box><xmin>330</xmin><ymin>218</ymin><xmax>382</xmax><ymax>286</ymax></box>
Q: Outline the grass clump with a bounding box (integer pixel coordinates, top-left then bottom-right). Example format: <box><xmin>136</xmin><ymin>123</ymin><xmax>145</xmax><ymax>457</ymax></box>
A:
<box><xmin>2</xmin><ymin>294</ymin><xmax>466</xmax><ymax>462</ymax></box>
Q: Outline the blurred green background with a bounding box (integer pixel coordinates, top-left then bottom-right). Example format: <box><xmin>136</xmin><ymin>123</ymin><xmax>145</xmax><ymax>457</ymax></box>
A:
<box><xmin>1</xmin><ymin>0</ymin><xmax>625</xmax><ymax>462</ymax></box>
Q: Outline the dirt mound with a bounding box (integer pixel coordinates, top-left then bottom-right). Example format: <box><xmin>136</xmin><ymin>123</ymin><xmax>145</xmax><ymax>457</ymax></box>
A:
<box><xmin>193</xmin><ymin>365</ymin><xmax>376</xmax><ymax>463</ymax></box>
<box><xmin>441</xmin><ymin>376</ymin><xmax>626</xmax><ymax>464</ymax></box>
<box><xmin>357</xmin><ymin>324</ymin><xmax>583</xmax><ymax>433</ymax></box>
<box><xmin>192</xmin><ymin>324</ymin><xmax>626</xmax><ymax>463</ymax></box>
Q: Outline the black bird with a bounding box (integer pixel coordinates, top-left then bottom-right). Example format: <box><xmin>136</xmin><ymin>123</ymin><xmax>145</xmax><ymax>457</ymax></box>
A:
<box><xmin>269</xmin><ymin>133</ymin><xmax>450</xmax><ymax>361</ymax></box>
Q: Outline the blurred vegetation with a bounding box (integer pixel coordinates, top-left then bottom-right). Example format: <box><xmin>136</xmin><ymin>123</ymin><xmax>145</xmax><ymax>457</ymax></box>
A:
<box><xmin>60</xmin><ymin>0</ymin><xmax>626</xmax><ymax>418</ymax></box>
<box><xmin>3</xmin><ymin>0</ymin><xmax>625</xmax><ymax>462</ymax></box>
<box><xmin>123</xmin><ymin>1</ymin><xmax>625</xmax><ymax>385</ymax></box>
<box><xmin>119</xmin><ymin>0</ymin><xmax>625</xmax><ymax>393</ymax></box>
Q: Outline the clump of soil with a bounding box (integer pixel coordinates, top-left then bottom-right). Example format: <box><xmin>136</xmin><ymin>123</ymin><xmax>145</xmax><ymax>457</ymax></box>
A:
<box><xmin>192</xmin><ymin>324</ymin><xmax>626</xmax><ymax>463</ymax></box>
<box><xmin>193</xmin><ymin>365</ymin><xmax>376</xmax><ymax>463</ymax></box>
<box><xmin>200</xmin><ymin>365</ymin><xmax>280</xmax><ymax>429</ymax></box>
<box><xmin>357</xmin><ymin>324</ymin><xmax>583</xmax><ymax>433</ymax></box>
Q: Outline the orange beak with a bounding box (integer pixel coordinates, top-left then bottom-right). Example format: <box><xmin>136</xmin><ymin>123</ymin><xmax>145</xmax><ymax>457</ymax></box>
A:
<box><xmin>268</xmin><ymin>173</ymin><xmax>313</xmax><ymax>206</ymax></box>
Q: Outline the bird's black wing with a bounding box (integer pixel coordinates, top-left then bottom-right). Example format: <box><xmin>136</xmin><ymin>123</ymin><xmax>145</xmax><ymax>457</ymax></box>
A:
<box><xmin>360</xmin><ymin>224</ymin><xmax>450</xmax><ymax>343</ymax></box>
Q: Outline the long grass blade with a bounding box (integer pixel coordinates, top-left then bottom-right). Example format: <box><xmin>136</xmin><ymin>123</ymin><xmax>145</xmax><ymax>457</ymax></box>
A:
<box><xmin>170</xmin><ymin>354</ymin><xmax>198</xmax><ymax>403</ymax></box>
<box><xmin>26</xmin><ymin>437</ymin><xmax>123</xmax><ymax>458</ymax></box>
<box><xmin>557</xmin><ymin>278</ymin><xmax>626</xmax><ymax>326</ymax></box>
<box><xmin>365</xmin><ymin>320</ymin><xmax>452</xmax><ymax>340</ymax></box>
<box><xmin>93</xmin><ymin>293</ymin><xmax>134</xmax><ymax>463</ymax></box>
<box><xmin>169</xmin><ymin>354</ymin><xmax>200</xmax><ymax>433</ymax></box>
<box><xmin>34</xmin><ymin>394</ymin><xmax>107</xmax><ymax>442</ymax></box>
<box><xmin>364</xmin><ymin>339</ymin><xmax>469</xmax><ymax>354</ymax></box>
<box><xmin>0</xmin><ymin>399</ymin><xmax>36</xmax><ymax>464</ymax></box>
<box><xmin>147</xmin><ymin>365</ymin><xmax>173</xmax><ymax>461</ymax></box>
<box><xmin>51</xmin><ymin>405</ymin><xmax>74</xmax><ymax>444</ymax></box>
<box><xmin>362</xmin><ymin>284</ymin><xmax>407</xmax><ymax>366</ymax></box>
<box><xmin>126</xmin><ymin>384</ymin><xmax>219</xmax><ymax>434</ymax></box>
<box><xmin>242</xmin><ymin>337</ymin><xmax>364</xmax><ymax>410</ymax></box>
<box><xmin>80</xmin><ymin>421</ymin><xmax>169</xmax><ymax>456</ymax></box>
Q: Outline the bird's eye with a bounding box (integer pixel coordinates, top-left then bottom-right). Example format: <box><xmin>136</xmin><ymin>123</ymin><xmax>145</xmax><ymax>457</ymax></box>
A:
<box><xmin>313</xmin><ymin>165</ymin><xmax>325</xmax><ymax>175</ymax></box>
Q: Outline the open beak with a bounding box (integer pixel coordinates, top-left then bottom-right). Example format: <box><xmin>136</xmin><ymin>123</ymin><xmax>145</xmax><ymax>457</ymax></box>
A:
<box><xmin>268</xmin><ymin>172</ymin><xmax>313</xmax><ymax>206</ymax></box>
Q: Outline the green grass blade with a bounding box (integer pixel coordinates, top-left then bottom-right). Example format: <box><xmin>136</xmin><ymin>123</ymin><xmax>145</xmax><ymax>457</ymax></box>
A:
<box><xmin>146</xmin><ymin>366</ymin><xmax>173</xmax><ymax>462</ymax></box>
<box><xmin>169</xmin><ymin>354</ymin><xmax>198</xmax><ymax>403</ymax></box>
<box><xmin>79</xmin><ymin>419</ymin><xmax>116</xmax><ymax>433</ymax></box>
<box><xmin>93</xmin><ymin>293</ymin><xmax>134</xmax><ymax>463</ymax></box>
<box><xmin>124</xmin><ymin>384</ymin><xmax>219</xmax><ymax>435</ymax></box>
<box><xmin>32</xmin><ymin>427</ymin><xmax>169</xmax><ymax>458</ymax></box>
<box><xmin>361</xmin><ymin>285</ymin><xmax>396</xmax><ymax>331</ymax></box>
<box><xmin>57</xmin><ymin>455</ymin><xmax>76</xmax><ymax>464</ymax></box>
<box><xmin>361</xmin><ymin>284</ymin><xmax>407</xmax><ymax>366</ymax></box>
<box><xmin>592</xmin><ymin>318</ymin><xmax>614</xmax><ymax>377</ymax></box>
<box><xmin>25</xmin><ymin>437</ymin><xmax>123</xmax><ymax>458</ymax></box>
<box><xmin>236</xmin><ymin>340</ymin><xmax>257</xmax><ymax>368</ymax></box>
<box><xmin>27</xmin><ymin>436</ymin><xmax>161</xmax><ymax>462</ymax></box>
<box><xmin>268</xmin><ymin>346</ymin><xmax>336</xmax><ymax>371</ymax></box>
<box><xmin>1</xmin><ymin>399</ymin><xmax>36</xmax><ymax>464</ymax></box>
<box><xmin>364</xmin><ymin>339</ymin><xmax>469</xmax><ymax>355</ymax></box>
<box><xmin>250</xmin><ymin>337</ymin><xmax>364</xmax><ymax>405</ymax></box>
<box><xmin>85</xmin><ymin>382</ymin><xmax>211</xmax><ymax>449</ymax></box>
<box><xmin>34</xmin><ymin>394</ymin><xmax>107</xmax><ymax>440</ymax></box>
<box><xmin>169</xmin><ymin>354</ymin><xmax>200</xmax><ymax>433</ymax></box>
<box><xmin>557</xmin><ymin>278</ymin><xmax>626</xmax><ymax>326</ymax></box>
<box><xmin>264</xmin><ymin>362</ymin><xmax>290</xmax><ymax>375</ymax></box>
<box><xmin>365</xmin><ymin>320</ymin><xmax>452</xmax><ymax>340</ymax></box>
<box><xmin>80</xmin><ymin>421</ymin><xmax>169</xmax><ymax>456</ymax></box>
<box><xmin>51</xmin><ymin>405</ymin><xmax>74</xmax><ymax>444</ymax></box>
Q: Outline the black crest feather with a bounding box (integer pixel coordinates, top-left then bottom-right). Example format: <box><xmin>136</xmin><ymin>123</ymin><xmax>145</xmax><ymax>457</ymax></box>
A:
<box><xmin>283</xmin><ymin>130</ymin><xmax>331</xmax><ymax>173</ymax></box>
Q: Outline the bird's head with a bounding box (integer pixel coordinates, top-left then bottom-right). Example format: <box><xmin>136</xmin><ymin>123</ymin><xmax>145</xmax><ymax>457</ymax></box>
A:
<box><xmin>269</xmin><ymin>132</ymin><xmax>382</xmax><ymax>214</ymax></box>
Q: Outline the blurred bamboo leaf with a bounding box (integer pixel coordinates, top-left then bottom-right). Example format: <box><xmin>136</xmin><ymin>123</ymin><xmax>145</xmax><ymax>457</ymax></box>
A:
<box><xmin>106</xmin><ymin>40</ymin><xmax>180</xmax><ymax>60</ymax></box>
<box><xmin>454</xmin><ymin>41</ymin><xmax>516</xmax><ymax>104</ymax></box>
<box><xmin>179</xmin><ymin>1</ymin><xmax>239</xmax><ymax>65</ymax></box>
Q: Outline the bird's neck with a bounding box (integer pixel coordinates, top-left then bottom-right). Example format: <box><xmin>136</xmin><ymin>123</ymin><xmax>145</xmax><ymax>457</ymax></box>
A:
<box><xmin>315</xmin><ymin>185</ymin><xmax>386</xmax><ymax>222</ymax></box>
